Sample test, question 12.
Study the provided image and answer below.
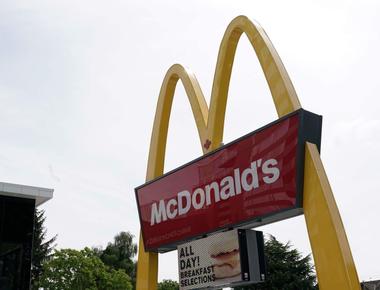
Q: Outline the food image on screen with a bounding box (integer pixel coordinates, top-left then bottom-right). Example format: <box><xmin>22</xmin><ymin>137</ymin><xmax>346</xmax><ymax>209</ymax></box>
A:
<box><xmin>209</xmin><ymin>235</ymin><xmax>241</xmax><ymax>279</ymax></box>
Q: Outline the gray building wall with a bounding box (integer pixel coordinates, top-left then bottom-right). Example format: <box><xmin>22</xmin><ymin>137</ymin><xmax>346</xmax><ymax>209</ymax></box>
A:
<box><xmin>362</xmin><ymin>280</ymin><xmax>380</xmax><ymax>290</ymax></box>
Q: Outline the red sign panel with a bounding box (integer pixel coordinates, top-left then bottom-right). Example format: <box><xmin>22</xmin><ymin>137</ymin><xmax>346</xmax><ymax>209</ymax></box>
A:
<box><xmin>135</xmin><ymin>109</ymin><xmax>322</xmax><ymax>252</ymax></box>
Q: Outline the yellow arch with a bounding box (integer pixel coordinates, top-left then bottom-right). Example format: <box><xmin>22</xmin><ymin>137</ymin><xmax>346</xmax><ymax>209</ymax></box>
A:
<box><xmin>208</xmin><ymin>16</ymin><xmax>300</xmax><ymax>148</ymax></box>
<box><xmin>136</xmin><ymin>15</ymin><xmax>361</xmax><ymax>290</ymax></box>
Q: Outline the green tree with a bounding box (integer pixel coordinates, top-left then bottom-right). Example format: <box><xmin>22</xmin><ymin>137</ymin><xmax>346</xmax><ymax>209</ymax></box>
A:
<box><xmin>235</xmin><ymin>236</ymin><xmax>317</xmax><ymax>290</ymax></box>
<box><xmin>99</xmin><ymin>232</ymin><xmax>137</xmax><ymax>273</ymax></box>
<box><xmin>158</xmin><ymin>279</ymin><xmax>179</xmax><ymax>290</ymax></box>
<box><xmin>39</xmin><ymin>248</ymin><xmax>132</xmax><ymax>290</ymax></box>
<box><xmin>95</xmin><ymin>232</ymin><xmax>137</xmax><ymax>286</ymax></box>
<box><xmin>31</xmin><ymin>209</ymin><xmax>57</xmax><ymax>290</ymax></box>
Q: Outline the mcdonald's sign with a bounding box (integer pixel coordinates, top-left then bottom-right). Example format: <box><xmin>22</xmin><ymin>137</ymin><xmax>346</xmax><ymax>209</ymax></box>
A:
<box><xmin>136</xmin><ymin>109</ymin><xmax>322</xmax><ymax>252</ymax></box>
<box><xmin>135</xmin><ymin>15</ymin><xmax>361</xmax><ymax>290</ymax></box>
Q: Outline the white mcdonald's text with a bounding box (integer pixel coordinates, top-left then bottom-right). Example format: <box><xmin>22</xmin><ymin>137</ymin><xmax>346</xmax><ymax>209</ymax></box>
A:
<box><xmin>150</xmin><ymin>158</ymin><xmax>280</xmax><ymax>226</ymax></box>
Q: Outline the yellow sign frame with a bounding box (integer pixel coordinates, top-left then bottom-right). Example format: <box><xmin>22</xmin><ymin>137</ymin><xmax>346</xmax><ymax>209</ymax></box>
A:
<box><xmin>136</xmin><ymin>16</ymin><xmax>361</xmax><ymax>290</ymax></box>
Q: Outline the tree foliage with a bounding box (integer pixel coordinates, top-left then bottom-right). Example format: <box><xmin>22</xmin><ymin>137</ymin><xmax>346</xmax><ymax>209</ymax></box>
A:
<box><xmin>158</xmin><ymin>279</ymin><xmax>179</xmax><ymax>290</ymax></box>
<box><xmin>235</xmin><ymin>236</ymin><xmax>317</xmax><ymax>290</ymax></box>
<box><xmin>31</xmin><ymin>209</ymin><xmax>57</xmax><ymax>289</ymax></box>
<box><xmin>39</xmin><ymin>248</ymin><xmax>132</xmax><ymax>290</ymax></box>
<box><xmin>95</xmin><ymin>232</ymin><xmax>137</xmax><ymax>286</ymax></box>
<box><xmin>99</xmin><ymin>232</ymin><xmax>137</xmax><ymax>272</ymax></box>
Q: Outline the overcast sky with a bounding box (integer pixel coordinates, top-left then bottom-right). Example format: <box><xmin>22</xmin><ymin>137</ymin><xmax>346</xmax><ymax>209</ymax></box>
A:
<box><xmin>1</xmin><ymin>0</ymin><xmax>380</xmax><ymax>283</ymax></box>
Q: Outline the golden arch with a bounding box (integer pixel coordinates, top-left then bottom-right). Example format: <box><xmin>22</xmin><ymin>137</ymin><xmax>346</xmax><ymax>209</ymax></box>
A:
<box><xmin>136</xmin><ymin>16</ymin><xmax>361</xmax><ymax>290</ymax></box>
